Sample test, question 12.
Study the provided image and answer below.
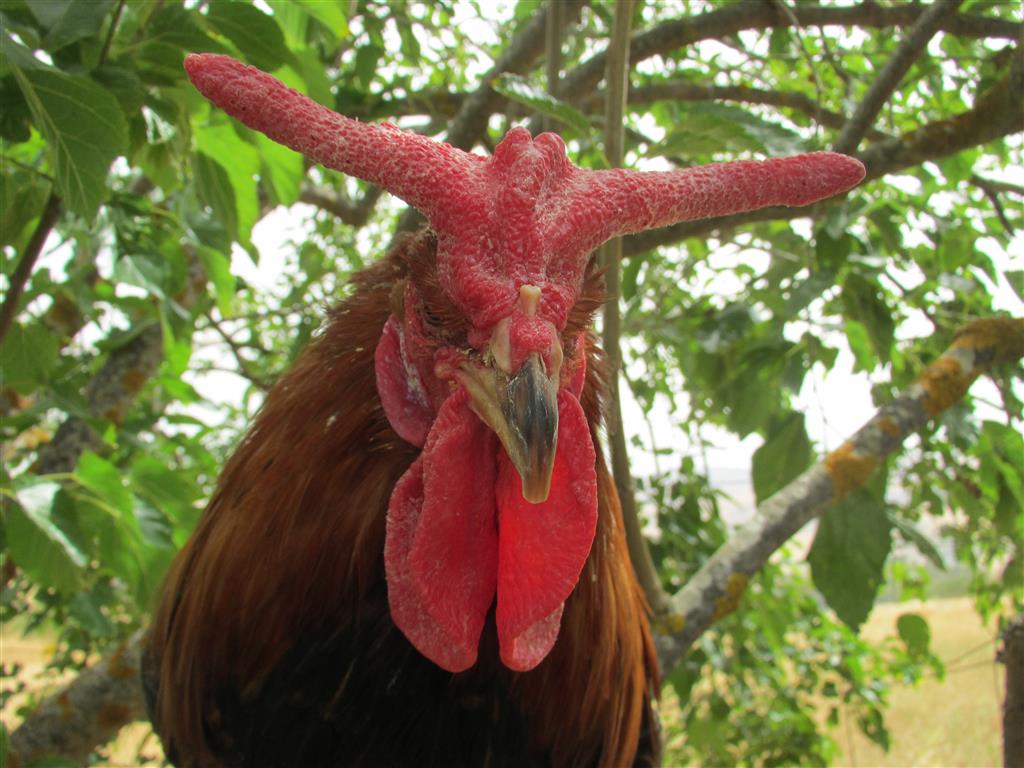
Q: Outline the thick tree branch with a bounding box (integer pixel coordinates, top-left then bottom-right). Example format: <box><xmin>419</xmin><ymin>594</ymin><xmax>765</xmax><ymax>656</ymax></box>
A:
<box><xmin>8</xmin><ymin>631</ymin><xmax>146</xmax><ymax>768</ymax></box>
<box><xmin>834</xmin><ymin>0</ymin><xmax>965</xmax><ymax>154</ymax></box>
<box><xmin>654</xmin><ymin>316</ymin><xmax>1024</xmax><ymax>674</ymax></box>
<box><xmin>32</xmin><ymin>252</ymin><xmax>207</xmax><ymax>475</ymax></box>
<box><xmin>0</xmin><ymin>192</ymin><xmax>61</xmax><ymax>346</ymax></box>
<box><xmin>552</xmin><ymin>3</ymin><xmax>1020</xmax><ymax>120</ymax></box>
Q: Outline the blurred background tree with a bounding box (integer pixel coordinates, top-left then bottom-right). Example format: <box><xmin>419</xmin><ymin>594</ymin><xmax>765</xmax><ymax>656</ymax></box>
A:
<box><xmin>1</xmin><ymin>0</ymin><xmax>1020</xmax><ymax>765</ymax></box>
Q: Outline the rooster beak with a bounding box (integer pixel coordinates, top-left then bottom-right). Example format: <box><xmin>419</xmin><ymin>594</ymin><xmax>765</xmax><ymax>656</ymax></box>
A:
<box><xmin>500</xmin><ymin>353</ymin><xmax>558</xmax><ymax>503</ymax></box>
<box><xmin>456</xmin><ymin>352</ymin><xmax>559</xmax><ymax>504</ymax></box>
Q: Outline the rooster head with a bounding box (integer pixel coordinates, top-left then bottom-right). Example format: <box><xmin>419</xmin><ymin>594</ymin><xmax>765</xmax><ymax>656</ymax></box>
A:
<box><xmin>184</xmin><ymin>54</ymin><xmax>864</xmax><ymax>673</ymax></box>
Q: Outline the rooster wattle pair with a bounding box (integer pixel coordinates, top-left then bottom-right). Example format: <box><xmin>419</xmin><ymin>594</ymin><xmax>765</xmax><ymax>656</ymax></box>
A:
<box><xmin>184</xmin><ymin>53</ymin><xmax>865</xmax><ymax>674</ymax></box>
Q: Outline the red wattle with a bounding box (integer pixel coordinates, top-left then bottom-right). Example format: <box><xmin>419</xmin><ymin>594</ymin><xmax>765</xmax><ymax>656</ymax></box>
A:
<box><xmin>384</xmin><ymin>391</ymin><xmax>498</xmax><ymax>672</ymax></box>
<box><xmin>495</xmin><ymin>390</ymin><xmax>597</xmax><ymax>670</ymax></box>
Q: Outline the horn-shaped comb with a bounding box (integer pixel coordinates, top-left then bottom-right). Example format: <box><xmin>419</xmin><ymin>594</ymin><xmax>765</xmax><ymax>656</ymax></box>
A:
<box><xmin>184</xmin><ymin>54</ymin><xmax>864</xmax><ymax>339</ymax></box>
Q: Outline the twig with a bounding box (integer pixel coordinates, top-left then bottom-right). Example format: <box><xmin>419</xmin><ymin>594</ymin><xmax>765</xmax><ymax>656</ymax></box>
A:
<box><xmin>970</xmin><ymin>175</ymin><xmax>1016</xmax><ymax>235</ymax></box>
<box><xmin>0</xmin><ymin>192</ymin><xmax>61</xmax><ymax>346</ymax></box>
<box><xmin>834</xmin><ymin>0</ymin><xmax>965</xmax><ymax>155</ymax></box>
<box><xmin>299</xmin><ymin>184</ymin><xmax>383</xmax><ymax>227</ymax></box>
<box><xmin>203</xmin><ymin>311</ymin><xmax>273</xmax><ymax>391</ymax></box>
<box><xmin>99</xmin><ymin>0</ymin><xmax>127</xmax><ymax>66</ymax></box>
<box><xmin>654</xmin><ymin>316</ymin><xmax>1024</xmax><ymax>673</ymax></box>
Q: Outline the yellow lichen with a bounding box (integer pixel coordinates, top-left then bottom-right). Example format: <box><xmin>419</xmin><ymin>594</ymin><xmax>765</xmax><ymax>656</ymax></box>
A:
<box><xmin>917</xmin><ymin>355</ymin><xmax>968</xmax><ymax>417</ymax></box>
<box><xmin>876</xmin><ymin>416</ymin><xmax>902</xmax><ymax>440</ymax></box>
<box><xmin>655</xmin><ymin>612</ymin><xmax>686</xmax><ymax>636</ymax></box>
<box><xmin>824</xmin><ymin>441</ymin><xmax>878</xmax><ymax>500</ymax></box>
<box><xmin>712</xmin><ymin>573</ymin><xmax>749</xmax><ymax>622</ymax></box>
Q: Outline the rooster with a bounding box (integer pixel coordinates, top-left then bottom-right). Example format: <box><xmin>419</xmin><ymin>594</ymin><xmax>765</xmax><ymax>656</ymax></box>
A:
<box><xmin>143</xmin><ymin>54</ymin><xmax>864</xmax><ymax>768</ymax></box>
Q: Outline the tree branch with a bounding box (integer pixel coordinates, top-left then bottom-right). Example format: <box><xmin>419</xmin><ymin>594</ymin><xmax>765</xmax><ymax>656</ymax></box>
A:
<box><xmin>621</xmin><ymin>51</ymin><xmax>1024</xmax><ymax>258</ymax></box>
<box><xmin>32</xmin><ymin>252</ymin><xmax>207</xmax><ymax>475</ymax></box>
<box><xmin>0</xmin><ymin>192</ymin><xmax>60</xmax><ymax>346</ymax></box>
<box><xmin>298</xmin><ymin>184</ymin><xmax>383</xmax><ymax>227</ymax></box>
<box><xmin>551</xmin><ymin>3</ymin><xmax>1020</xmax><ymax>121</ymax></box>
<box><xmin>654</xmin><ymin>316</ymin><xmax>1024</xmax><ymax>674</ymax></box>
<box><xmin>9</xmin><ymin>631</ymin><xmax>147</xmax><ymax>767</ymax></box>
<box><xmin>834</xmin><ymin>0</ymin><xmax>965</xmax><ymax>154</ymax></box>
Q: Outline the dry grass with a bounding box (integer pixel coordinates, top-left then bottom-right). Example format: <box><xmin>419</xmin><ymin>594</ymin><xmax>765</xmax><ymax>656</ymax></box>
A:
<box><xmin>834</xmin><ymin>596</ymin><xmax>1004</xmax><ymax>768</ymax></box>
<box><xmin>2</xmin><ymin>597</ymin><xmax>1006</xmax><ymax>767</ymax></box>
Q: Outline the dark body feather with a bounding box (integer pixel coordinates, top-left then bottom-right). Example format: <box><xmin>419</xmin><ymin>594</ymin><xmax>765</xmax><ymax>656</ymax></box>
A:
<box><xmin>143</xmin><ymin>231</ymin><xmax>659</xmax><ymax>767</ymax></box>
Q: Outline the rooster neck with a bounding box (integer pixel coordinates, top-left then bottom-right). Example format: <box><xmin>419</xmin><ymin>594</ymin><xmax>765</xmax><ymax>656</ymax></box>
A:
<box><xmin>145</xmin><ymin>230</ymin><xmax>658</xmax><ymax>767</ymax></box>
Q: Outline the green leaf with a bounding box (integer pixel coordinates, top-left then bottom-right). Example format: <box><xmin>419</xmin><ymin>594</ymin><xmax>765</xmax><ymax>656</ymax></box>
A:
<box><xmin>113</xmin><ymin>252</ymin><xmax>184</xmax><ymax>303</ymax></box>
<box><xmin>68</xmin><ymin>591</ymin><xmax>115</xmax><ymax>637</ymax></box>
<box><xmin>354</xmin><ymin>44</ymin><xmax>383</xmax><ymax>90</ymax></box>
<box><xmin>887</xmin><ymin>513</ymin><xmax>945</xmax><ymax>570</ymax></box>
<box><xmin>844</xmin><ymin>320</ymin><xmax>874</xmax><ymax>372</ymax></box>
<box><xmin>841</xmin><ymin>273</ymin><xmax>894</xmax><ymax>364</ymax></box>
<box><xmin>752</xmin><ymin>411</ymin><xmax>812</xmax><ymax>503</ymax></box>
<box><xmin>0</xmin><ymin>322</ymin><xmax>60</xmax><ymax>394</ymax></box>
<box><xmin>193</xmin><ymin>152</ymin><xmax>238</xmax><ymax>242</ymax></box>
<box><xmin>1006</xmin><ymin>270</ymin><xmax>1024</xmax><ymax>304</ymax></box>
<box><xmin>74</xmin><ymin>452</ymin><xmax>133</xmax><ymax>516</ymax></box>
<box><xmin>808</xmin><ymin>487</ymin><xmax>892</xmax><ymax>632</ymax></box>
<box><xmin>492</xmin><ymin>74</ymin><xmax>591</xmax><ymax>135</ymax></box>
<box><xmin>651</xmin><ymin>102</ymin><xmax>805</xmax><ymax>158</ymax></box>
<box><xmin>255</xmin><ymin>131</ymin><xmax>303</xmax><ymax>207</ymax></box>
<box><xmin>10</xmin><ymin>50</ymin><xmax>128</xmax><ymax>218</ymax></box>
<box><xmin>205</xmin><ymin>2</ymin><xmax>294</xmax><ymax>73</ymax></box>
<box><xmin>27</xmin><ymin>0</ymin><xmax>114</xmax><ymax>50</ymax></box>
<box><xmin>195</xmin><ymin>124</ymin><xmax>261</xmax><ymax>241</ymax></box>
<box><xmin>196</xmin><ymin>245</ymin><xmax>237</xmax><ymax>317</ymax></box>
<box><xmin>896</xmin><ymin>613</ymin><xmax>931</xmax><ymax>658</ymax></box>
<box><xmin>6</xmin><ymin>480</ymin><xmax>87</xmax><ymax>592</ymax></box>
<box><xmin>292</xmin><ymin>0</ymin><xmax>350</xmax><ymax>38</ymax></box>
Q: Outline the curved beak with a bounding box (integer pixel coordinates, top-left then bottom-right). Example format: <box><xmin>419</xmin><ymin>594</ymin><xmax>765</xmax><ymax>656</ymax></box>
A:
<box><xmin>456</xmin><ymin>353</ymin><xmax>559</xmax><ymax>504</ymax></box>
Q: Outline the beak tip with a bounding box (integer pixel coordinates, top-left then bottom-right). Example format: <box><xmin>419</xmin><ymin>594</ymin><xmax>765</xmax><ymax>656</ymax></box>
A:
<box><xmin>521</xmin><ymin>480</ymin><xmax>552</xmax><ymax>505</ymax></box>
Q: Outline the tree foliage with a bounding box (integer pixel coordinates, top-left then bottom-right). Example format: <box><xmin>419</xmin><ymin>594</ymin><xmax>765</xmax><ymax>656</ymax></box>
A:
<box><xmin>1</xmin><ymin>1</ymin><xmax>1021</xmax><ymax>764</ymax></box>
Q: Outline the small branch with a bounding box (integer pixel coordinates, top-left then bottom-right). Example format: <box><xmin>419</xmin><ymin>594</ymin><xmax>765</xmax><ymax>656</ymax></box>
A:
<box><xmin>583</xmin><ymin>82</ymin><xmax>892</xmax><ymax>141</ymax></box>
<box><xmin>970</xmin><ymin>175</ymin><xmax>1024</xmax><ymax>198</ymax></box>
<box><xmin>0</xmin><ymin>192</ymin><xmax>61</xmax><ymax>346</ymax></box>
<box><xmin>834</xmin><ymin>0</ymin><xmax>965</xmax><ymax>154</ymax></box>
<box><xmin>203</xmin><ymin>311</ymin><xmax>273</xmax><ymax>391</ymax></box>
<box><xmin>654</xmin><ymin>316</ymin><xmax>1024</xmax><ymax>674</ymax></box>
<box><xmin>970</xmin><ymin>175</ymin><xmax>1016</xmax><ymax>235</ymax></box>
<box><xmin>99</xmin><ymin>0</ymin><xmax>127</xmax><ymax>66</ymax></box>
<box><xmin>299</xmin><ymin>184</ymin><xmax>383</xmax><ymax>227</ymax></box>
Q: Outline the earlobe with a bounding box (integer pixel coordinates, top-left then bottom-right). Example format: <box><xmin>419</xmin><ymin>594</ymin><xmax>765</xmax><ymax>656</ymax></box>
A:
<box><xmin>374</xmin><ymin>316</ymin><xmax>433</xmax><ymax>447</ymax></box>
